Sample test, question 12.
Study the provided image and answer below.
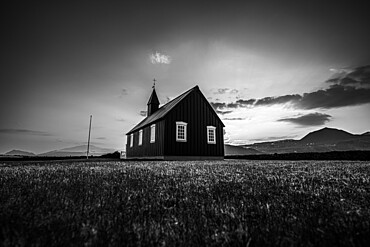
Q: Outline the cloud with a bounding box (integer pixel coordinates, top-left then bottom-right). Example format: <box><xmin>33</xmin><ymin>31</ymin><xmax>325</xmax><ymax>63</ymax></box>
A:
<box><xmin>118</xmin><ymin>89</ymin><xmax>129</xmax><ymax>99</ymax></box>
<box><xmin>150</xmin><ymin>51</ymin><xmax>171</xmax><ymax>64</ymax></box>
<box><xmin>116</xmin><ymin>118</ymin><xmax>126</xmax><ymax>122</ymax></box>
<box><xmin>225</xmin><ymin>103</ymin><xmax>239</xmax><ymax>108</ymax></box>
<box><xmin>160</xmin><ymin>96</ymin><xmax>172</xmax><ymax>104</ymax></box>
<box><xmin>347</xmin><ymin>65</ymin><xmax>370</xmax><ymax>84</ymax></box>
<box><xmin>223</xmin><ymin>117</ymin><xmax>245</xmax><ymax>120</ymax></box>
<box><xmin>278</xmin><ymin>112</ymin><xmax>331</xmax><ymax>126</ymax></box>
<box><xmin>235</xmin><ymin>99</ymin><xmax>256</xmax><ymax>107</ymax></box>
<box><xmin>217</xmin><ymin>88</ymin><xmax>229</xmax><ymax>94</ymax></box>
<box><xmin>216</xmin><ymin>110</ymin><xmax>233</xmax><ymax>115</ymax></box>
<box><xmin>210</xmin><ymin>99</ymin><xmax>255</xmax><ymax>110</ymax></box>
<box><xmin>0</xmin><ymin>129</ymin><xmax>52</xmax><ymax>136</ymax></box>
<box><xmin>297</xmin><ymin>84</ymin><xmax>370</xmax><ymax>109</ymax></box>
<box><xmin>210</xmin><ymin>102</ymin><xmax>227</xmax><ymax>109</ymax></box>
<box><xmin>139</xmin><ymin>111</ymin><xmax>147</xmax><ymax>116</ymax></box>
<box><xmin>255</xmin><ymin>95</ymin><xmax>302</xmax><ymax>106</ymax></box>
<box><xmin>250</xmin><ymin>85</ymin><xmax>370</xmax><ymax>109</ymax></box>
<box><xmin>211</xmin><ymin>65</ymin><xmax>370</xmax><ymax>111</ymax></box>
<box><xmin>213</xmin><ymin>88</ymin><xmax>239</xmax><ymax>94</ymax></box>
<box><xmin>326</xmin><ymin>65</ymin><xmax>370</xmax><ymax>87</ymax></box>
<box><xmin>95</xmin><ymin>137</ymin><xmax>107</xmax><ymax>140</ymax></box>
<box><xmin>118</xmin><ymin>88</ymin><xmax>128</xmax><ymax>98</ymax></box>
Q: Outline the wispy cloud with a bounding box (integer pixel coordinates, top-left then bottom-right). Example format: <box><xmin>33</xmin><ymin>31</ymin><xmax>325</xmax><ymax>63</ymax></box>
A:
<box><xmin>223</xmin><ymin>117</ymin><xmax>245</xmax><ymax>120</ymax></box>
<box><xmin>139</xmin><ymin>111</ymin><xmax>147</xmax><ymax>117</ymax></box>
<box><xmin>150</xmin><ymin>51</ymin><xmax>171</xmax><ymax>64</ymax></box>
<box><xmin>213</xmin><ymin>88</ymin><xmax>239</xmax><ymax>94</ymax></box>
<box><xmin>278</xmin><ymin>112</ymin><xmax>332</xmax><ymax>126</ymax></box>
<box><xmin>95</xmin><ymin>137</ymin><xmax>107</xmax><ymax>140</ymax></box>
<box><xmin>219</xmin><ymin>88</ymin><xmax>229</xmax><ymax>94</ymax></box>
<box><xmin>255</xmin><ymin>95</ymin><xmax>301</xmax><ymax>107</ymax></box>
<box><xmin>211</xmin><ymin>102</ymin><xmax>227</xmax><ymax>109</ymax></box>
<box><xmin>216</xmin><ymin>110</ymin><xmax>233</xmax><ymax>115</ymax></box>
<box><xmin>0</xmin><ymin>129</ymin><xmax>52</xmax><ymax>136</ymax></box>
<box><xmin>235</xmin><ymin>99</ymin><xmax>256</xmax><ymax>107</ymax></box>
<box><xmin>116</xmin><ymin>118</ymin><xmax>126</xmax><ymax>122</ymax></box>
<box><xmin>118</xmin><ymin>88</ymin><xmax>128</xmax><ymax>98</ymax></box>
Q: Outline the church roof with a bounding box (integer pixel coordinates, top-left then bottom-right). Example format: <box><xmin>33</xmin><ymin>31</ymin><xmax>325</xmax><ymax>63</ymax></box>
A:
<box><xmin>127</xmin><ymin>86</ymin><xmax>199</xmax><ymax>135</ymax></box>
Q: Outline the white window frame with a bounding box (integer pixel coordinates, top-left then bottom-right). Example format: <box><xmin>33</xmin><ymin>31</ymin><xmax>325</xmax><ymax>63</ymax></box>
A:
<box><xmin>207</xmin><ymin>126</ymin><xmax>216</xmax><ymax>144</ymax></box>
<box><xmin>138</xmin><ymin>130</ymin><xmax>143</xmax><ymax>146</ymax></box>
<box><xmin>130</xmin><ymin>133</ymin><xmax>134</xmax><ymax>147</ymax></box>
<box><xmin>150</xmin><ymin>124</ymin><xmax>156</xmax><ymax>143</ymax></box>
<box><xmin>176</xmin><ymin>121</ymin><xmax>187</xmax><ymax>142</ymax></box>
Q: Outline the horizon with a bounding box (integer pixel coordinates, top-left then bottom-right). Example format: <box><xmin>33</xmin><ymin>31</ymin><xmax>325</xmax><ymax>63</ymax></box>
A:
<box><xmin>2</xmin><ymin>126</ymin><xmax>368</xmax><ymax>155</ymax></box>
<box><xmin>1</xmin><ymin>0</ymin><xmax>370</xmax><ymax>153</ymax></box>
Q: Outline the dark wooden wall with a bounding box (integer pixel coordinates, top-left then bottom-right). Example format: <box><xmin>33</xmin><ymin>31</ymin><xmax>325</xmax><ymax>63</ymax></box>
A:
<box><xmin>163</xmin><ymin>89</ymin><xmax>224</xmax><ymax>157</ymax></box>
<box><xmin>126</xmin><ymin>120</ymin><xmax>165</xmax><ymax>157</ymax></box>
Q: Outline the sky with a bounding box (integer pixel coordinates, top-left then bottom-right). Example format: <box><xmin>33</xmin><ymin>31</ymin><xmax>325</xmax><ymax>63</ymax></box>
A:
<box><xmin>1</xmin><ymin>0</ymin><xmax>370</xmax><ymax>153</ymax></box>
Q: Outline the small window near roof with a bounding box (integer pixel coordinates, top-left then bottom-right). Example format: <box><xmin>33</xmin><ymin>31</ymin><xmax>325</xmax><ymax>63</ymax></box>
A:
<box><xmin>150</xmin><ymin>124</ymin><xmax>156</xmax><ymax>143</ymax></box>
<box><xmin>138</xmin><ymin>130</ymin><xmax>143</xmax><ymax>146</ymax></box>
<box><xmin>176</xmin><ymin>122</ymin><xmax>187</xmax><ymax>142</ymax></box>
<box><xmin>130</xmin><ymin>133</ymin><xmax>134</xmax><ymax>147</ymax></box>
<box><xmin>207</xmin><ymin>126</ymin><xmax>216</xmax><ymax>144</ymax></box>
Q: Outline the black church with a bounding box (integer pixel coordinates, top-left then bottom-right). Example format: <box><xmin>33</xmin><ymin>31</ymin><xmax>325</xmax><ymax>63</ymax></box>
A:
<box><xmin>125</xmin><ymin>85</ymin><xmax>225</xmax><ymax>160</ymax></box>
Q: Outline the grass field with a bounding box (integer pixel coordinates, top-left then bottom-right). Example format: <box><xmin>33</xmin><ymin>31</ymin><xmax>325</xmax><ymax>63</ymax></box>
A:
<box><xmin>0</xmin><ymin>160</ymin><xmax>369</xmax><ymax>246</ymax></box>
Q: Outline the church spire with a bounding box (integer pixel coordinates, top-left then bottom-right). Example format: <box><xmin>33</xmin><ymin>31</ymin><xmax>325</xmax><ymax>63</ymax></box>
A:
<box><xmin>147</xmin><ymin>79</ymin><xmax>160</xmax><ymax>116</ymax></box>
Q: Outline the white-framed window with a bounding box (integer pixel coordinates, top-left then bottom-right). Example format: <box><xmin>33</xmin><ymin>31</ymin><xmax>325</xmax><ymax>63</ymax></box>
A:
<box><xmin>150</xmin><ymin>124</ymin><xmax>156</xmax><ymax>143</ymax></box>
<box><xmin>207</xmin><ymin>126</ymin><xmax>216</xmax><ymax>144</ymax></box>
<box><xmin>138</xmin><ymin>130</ymin><xmax>143</xmax><ymax>146</ymax></box>
<box><xmin>130</xmin><ymin>133</ymin><xmax>134</xmax><ymax>147</ymax></box>
<box><xmin>176</xmin><ymin>121</ymin><xmax>187</xmax><ymax>142</ymax></box>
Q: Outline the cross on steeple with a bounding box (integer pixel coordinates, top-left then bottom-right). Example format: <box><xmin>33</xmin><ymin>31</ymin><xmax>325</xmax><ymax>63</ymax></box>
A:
<box><xmin>152</xmin><ymin>78</ymin><xmax>156</xmax><ymax>89</ymax></box>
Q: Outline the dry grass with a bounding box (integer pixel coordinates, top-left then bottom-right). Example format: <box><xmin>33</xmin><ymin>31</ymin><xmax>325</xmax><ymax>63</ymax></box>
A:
<box><xmin>0</xmin><ymin>160</ymin><xmax>369</xmax><ymax>246</ymax></box>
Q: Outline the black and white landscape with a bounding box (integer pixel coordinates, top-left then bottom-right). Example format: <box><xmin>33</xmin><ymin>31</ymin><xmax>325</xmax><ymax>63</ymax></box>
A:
<box><xmin>1</xmin><ymin>0</ymin><xmax>370</xmax><ymax>246</ymax></box>
<box><xmin>1</xmin><ymin>0</ymin><xmax>370</xmax><ymax>154</ymax></box>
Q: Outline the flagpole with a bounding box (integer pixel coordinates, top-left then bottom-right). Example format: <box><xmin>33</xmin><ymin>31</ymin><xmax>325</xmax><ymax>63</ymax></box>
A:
<box><xmin>87</xmin><ymin>115</ymin><xmax>92</xmax><ymax>159</ymax></box>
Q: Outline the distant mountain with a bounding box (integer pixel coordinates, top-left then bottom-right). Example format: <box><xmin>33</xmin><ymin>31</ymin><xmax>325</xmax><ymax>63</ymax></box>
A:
<box><xmin>241</xmin><ymin>127</ymin><xmax>370</xmax><ymax>154</ymax></box>
<box><xmin>300</xmin><ymin>127</ymin><xmax>356</xmax><ymax>144</ymax></box>
<box><xmin>5</xmin><ymin>150</ymin><xmax>35</xmax><ymax>156</ymax></box>
<box><xmin>225</xmin><ymin>144</ymin><xmax>262</xmax><ymax>155</ymax></box>
<box><xmin>39</xmin><ymin>145</ymin><xmax>114</xmax><ymax>157</ymax></box>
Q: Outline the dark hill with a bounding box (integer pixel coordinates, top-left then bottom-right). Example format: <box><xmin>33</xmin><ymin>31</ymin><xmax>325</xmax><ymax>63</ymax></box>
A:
<box><xmin>243</xmin><ymin>127</ymin><xmax>370</xmax><ymax>154</ymax></box>
<box><xmin>300</xmin><ymin>127</ymin><xmax>356</xmax><ymax>144</ymax></box>
<box><xmin>5</xmin><ymin>150</ymin><xmax>35</xmax><ymax>156</ymax></box>
<box><xmin>39</xmin><ymin>145</ymin><xmax>114</xmax><ymax>157</ymax></box>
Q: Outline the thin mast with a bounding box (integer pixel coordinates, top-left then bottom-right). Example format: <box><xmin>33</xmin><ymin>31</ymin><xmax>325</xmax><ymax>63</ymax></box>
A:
<box><xmin>87</xmin><ymin>115</ymin><xmax>92</xmax><ymax>159</ymax></box>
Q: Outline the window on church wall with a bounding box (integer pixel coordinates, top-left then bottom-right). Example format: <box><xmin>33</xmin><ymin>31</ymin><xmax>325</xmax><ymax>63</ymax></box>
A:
<box><xmin>139</xmin><ymin>130</ymin><xmax>143</xmax><ymax>146</ymax></box>
<box><xmin>207</xmin><ymin>126</ymin><xmax>216</xmax><ymax>144</ymax></box>
<box><xmin>150</xmin><ymin>124</ymin><xmax>156</xmax><ymax>143</ymax></box>
<box><xmin>130</xmin><ymin>133</ymin><xmax>133</xmax><ymax>147</ymax></box>
<box><xmin>176</xmin><ymin>122</ymin><xmax>187</xmax><ymax>142</ymax></box>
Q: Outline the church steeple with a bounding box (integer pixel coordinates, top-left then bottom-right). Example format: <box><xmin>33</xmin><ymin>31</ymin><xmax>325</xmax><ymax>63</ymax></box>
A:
<box><xmin>147</xmin><ymin>79</ymin><xmax>160</xmax><ymax>116</ymax></box>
